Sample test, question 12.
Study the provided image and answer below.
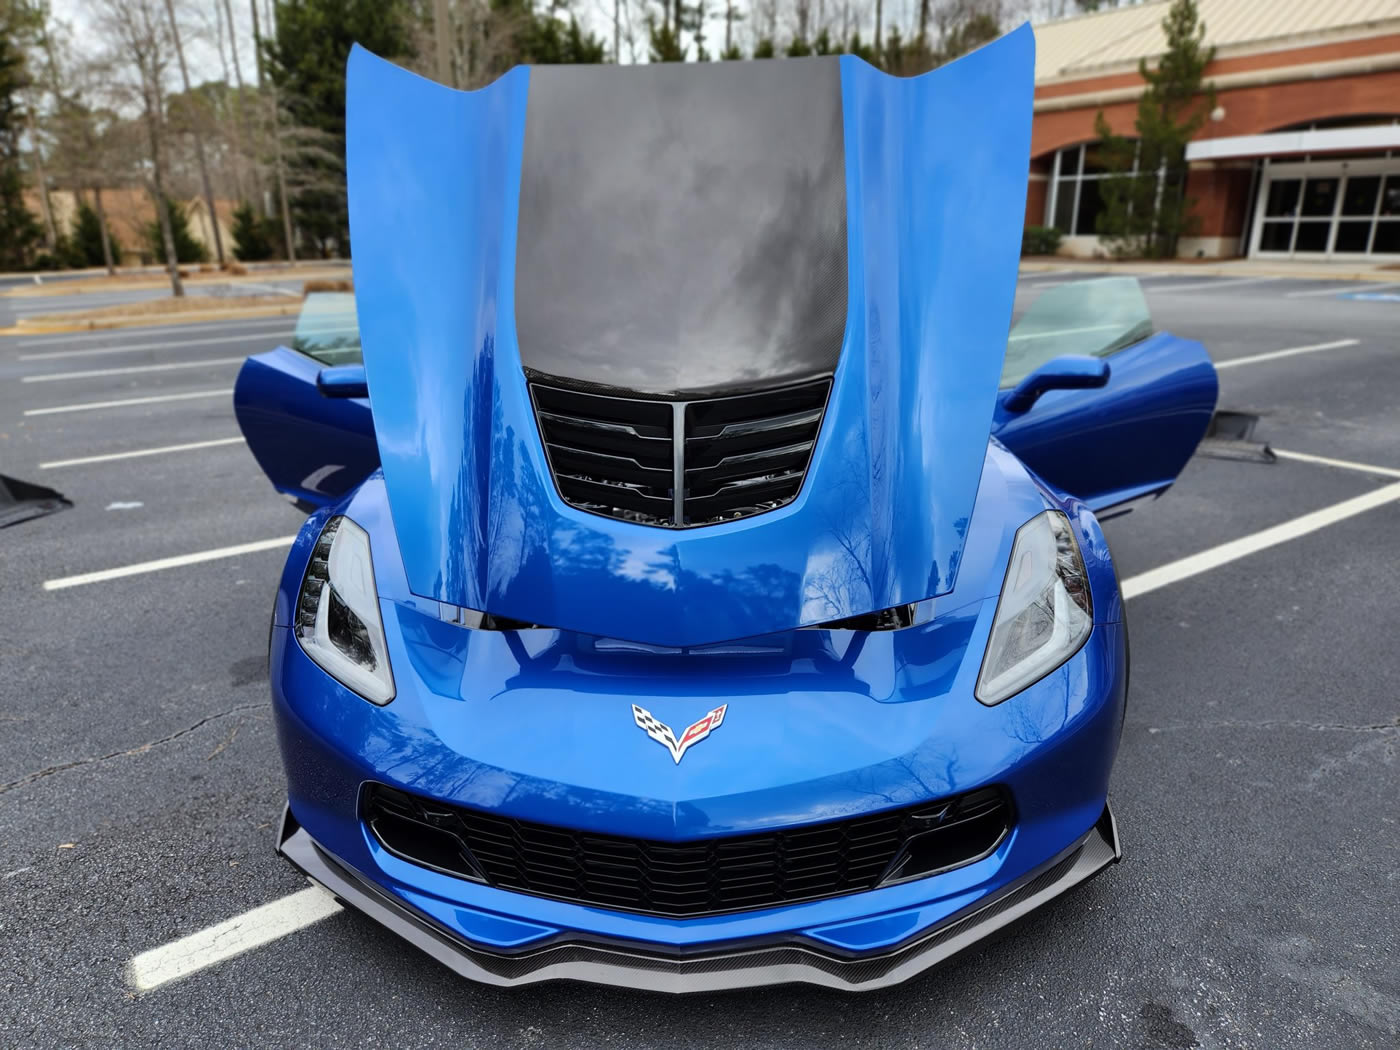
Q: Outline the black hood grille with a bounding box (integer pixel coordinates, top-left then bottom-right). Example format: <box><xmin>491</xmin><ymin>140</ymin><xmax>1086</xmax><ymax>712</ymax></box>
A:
<box><xmin>530</xmin><ymin>379</ymin><xmax>830</xmax><ymax>528</ymax></box>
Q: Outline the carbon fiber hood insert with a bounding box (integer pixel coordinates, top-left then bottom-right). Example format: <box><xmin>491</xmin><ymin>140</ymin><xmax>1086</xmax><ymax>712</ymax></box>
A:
<box><xmin>515</xmin><ymin>61</ymin><xmax>848</xmax><ymax>398</ymax></box>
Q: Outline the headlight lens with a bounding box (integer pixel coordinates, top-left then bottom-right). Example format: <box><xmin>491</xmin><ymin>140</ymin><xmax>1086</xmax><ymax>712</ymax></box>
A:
<box><xmin>295</xmin><ymin>516</ymin><xmax>395</xmax><ymax>704</ymax></box>
<box><xmin>975</xmin><ymin>510</ymin><xmax>1092</xmax><ymax>706</ymax></box>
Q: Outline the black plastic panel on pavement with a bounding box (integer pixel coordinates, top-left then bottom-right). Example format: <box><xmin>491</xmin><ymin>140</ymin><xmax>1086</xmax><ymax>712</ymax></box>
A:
<box><xmin>0</xmin><ymin>474</ymin><xmax>72</xmax><ymax>527</ymax></box>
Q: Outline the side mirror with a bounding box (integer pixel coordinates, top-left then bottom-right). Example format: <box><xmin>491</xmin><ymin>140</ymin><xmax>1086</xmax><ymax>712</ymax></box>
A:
<box><xmin>316</xmin><ymin>364</ymin><xmax>369</xmax><ymax>399</ymax></box>
<box><xmin>1003</xmin><ymin>355</ymin><xmax>1110</xmax><ymax>414</ymax></box>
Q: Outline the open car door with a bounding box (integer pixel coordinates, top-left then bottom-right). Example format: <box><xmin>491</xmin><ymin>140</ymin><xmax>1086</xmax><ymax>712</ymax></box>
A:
<box><xmin>992</xmin><ymin>277</ymin><xmax>1218</xmax><ymax>513</ymax></box>
<box><xmin>233</xmin><ymin>292</ymin><xmax>380</xmax><ymax>510</ymax></box>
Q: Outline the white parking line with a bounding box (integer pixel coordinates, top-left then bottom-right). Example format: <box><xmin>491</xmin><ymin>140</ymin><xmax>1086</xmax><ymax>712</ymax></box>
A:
<box><xmin>1121</xmin><ymin>481</ymin><xmax>1400</xmax><ymax>600</ymax></box>
<box><xmin>1270</xmin><ymin>448</ymin><xmax>1400</xmax><ymax>479</ymax></box>
<box><xmin>1284</xmin><ymin>281</ymin><xmax>1400</xmax><ymax>299</ymax></box>
<box><xmin>22</xmin><ymin>356</ymin><xmax>247</xmax><ymax>383</ymax></box>
<box><xmin>1153</xmin><ymin>276</ymin><xmax>1279</xmax><ymax>294</ymax></box>
<box><xmin>40</xmin><ymin>437</ymin><xmax>246</xmax><ymax>469</ymax></box>
<box><xmin>126</xmin><ymin>886</ymin><xmax>343</xmax><ymax>993</ymax></box>
<box><xmin>1214</xmin><ymin>338</ymin><xmax>1360</xmax><ymax>370</ymax></box>
<box><xmin>238</xmin><ymin>282</ymin><xmax>302</xmax><ymax>297</ymax></box>
<box><xmin>17</xmin><ymin>329</ymin><xmax>299</xmax><ymax>361</ymax></box>
<box><xmin>24</xmin><ymin>389</ymin><xmax>233</xmax><ymax>416</ymax></box>
<box><xmin>43</xmin><ymin>536</ymin><xmax>295</xmax><ymax>590</ymax></box>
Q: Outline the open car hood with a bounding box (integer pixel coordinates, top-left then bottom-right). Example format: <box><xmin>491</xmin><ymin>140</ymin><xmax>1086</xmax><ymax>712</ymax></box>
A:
<box><xmin>345</xmin><ymin>30</ymin><xmax>1033</xmax><ymax>647</ymax></box>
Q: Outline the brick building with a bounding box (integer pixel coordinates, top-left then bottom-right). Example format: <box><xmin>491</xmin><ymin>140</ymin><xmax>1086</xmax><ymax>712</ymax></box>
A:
<box><xmin>1029</xmin><ymin>0</ymin><xmax>1400</xmax><ymax>259</ymax></box>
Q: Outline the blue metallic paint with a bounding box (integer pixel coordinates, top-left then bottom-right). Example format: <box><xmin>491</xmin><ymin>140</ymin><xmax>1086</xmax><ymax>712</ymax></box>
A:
<box><xmin>232</xmin><ymin>27</ymin><xmax>1221</xmax><ymax>986</ymax></box>
<box><xmin>994</xmin><ymin>331</ymin><xmax>1219</xmax><ymax>512</ymax></box>
<box><xmin>1002</xmin><ymin>354</ymin><xmax>1110</xmax><ymax>413</ymax></box>
<box><xmin>269</xmin><ymin>442</ymin><xmax>1125</xmax><ymax>955</ymax></box>
<box><xmin>233</xmin><ymin>348</ymin><xmax>378</xmax><ymax>508</ymax></box>
<box><xmin>316</xmin><ymin>363</ymin><xmax>370</xmax><ymax>399</ymax></box>
<box><xmin>342</xmin><ymin>33</ymin><xmax>1033</xmax><ymax>647</ymax></box>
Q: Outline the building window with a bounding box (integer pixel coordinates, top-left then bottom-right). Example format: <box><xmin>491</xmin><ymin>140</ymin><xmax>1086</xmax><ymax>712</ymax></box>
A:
<box><xmin>1045</xmin><ymin>142</ymin><xmax>1141</xmax><ymax>236</ymax></box>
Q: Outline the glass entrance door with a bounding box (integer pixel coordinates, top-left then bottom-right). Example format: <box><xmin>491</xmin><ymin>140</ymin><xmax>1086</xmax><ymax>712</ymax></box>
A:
<box><xmin>1252</xmin><ymin>162</ymin><xmax>1400</xmax><ymax>259</ymax></box>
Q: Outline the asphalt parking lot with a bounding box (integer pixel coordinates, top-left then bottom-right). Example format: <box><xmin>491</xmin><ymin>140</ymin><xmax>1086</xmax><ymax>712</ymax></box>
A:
<box><xmin>1</xmin><ymin>270</ymin><xmax>1397</xmax><ymax>1048</ymax></box>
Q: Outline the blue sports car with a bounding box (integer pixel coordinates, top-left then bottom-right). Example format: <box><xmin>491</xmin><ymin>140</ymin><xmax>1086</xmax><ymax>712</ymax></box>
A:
<box><xmin>233</xmin><ymin>26</ymin><xmax>1217</xmax><ymax>992</ymax></box>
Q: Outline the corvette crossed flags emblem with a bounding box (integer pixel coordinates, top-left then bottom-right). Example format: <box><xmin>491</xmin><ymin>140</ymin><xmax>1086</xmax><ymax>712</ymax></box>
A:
<box><xmin>631</xmin><ymin>703</ymin><xmax>727</xmax><ymax>764</ymax></box>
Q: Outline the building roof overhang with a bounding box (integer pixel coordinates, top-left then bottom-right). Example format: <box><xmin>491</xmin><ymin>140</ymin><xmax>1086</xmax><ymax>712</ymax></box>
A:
<box><xmin>1186</xmin><ymin>123</ymin><xmax>1400</xmax><ymax>161</ymax></box>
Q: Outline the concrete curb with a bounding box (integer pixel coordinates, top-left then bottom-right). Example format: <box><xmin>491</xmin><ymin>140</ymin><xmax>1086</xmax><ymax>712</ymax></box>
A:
<box><xmin>0</xmin><ymin>265</ymin><xmax>352</xmax><ymax>299</ymax></box>
<box><xmin>0</xmin><ymin>303</ymin><xmax>300</xmax><ymax>335</ymax></box>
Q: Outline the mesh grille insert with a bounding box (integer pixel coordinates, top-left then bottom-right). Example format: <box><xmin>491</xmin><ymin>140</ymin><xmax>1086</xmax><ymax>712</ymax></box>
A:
<box><xmin>364</xmin><ymin>784</ymin><xmax>1011</xmax><ymax>919</ymax></box>
<box><xmin>530</xmin><ymin>379</ymin><xmax>831</xmax><ymax>528</ymax></box>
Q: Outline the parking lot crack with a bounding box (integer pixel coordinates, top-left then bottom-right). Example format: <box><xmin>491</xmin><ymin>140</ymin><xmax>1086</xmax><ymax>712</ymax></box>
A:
<box><xmin>0</xmin><ymin>702</ymin><xmax>265</xmax><ymax>795</ymax></box>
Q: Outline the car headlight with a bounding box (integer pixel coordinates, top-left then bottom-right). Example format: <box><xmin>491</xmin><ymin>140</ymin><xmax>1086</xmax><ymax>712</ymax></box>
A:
<box><xmin>294</xmin><ymin>516</ymin><xmax>395</xmax><ymax>704</ymax></box>
<box><xmin>975</xmin><ymin>510</ymin><xmax>1092</xmax><ymax>706</ymax></box>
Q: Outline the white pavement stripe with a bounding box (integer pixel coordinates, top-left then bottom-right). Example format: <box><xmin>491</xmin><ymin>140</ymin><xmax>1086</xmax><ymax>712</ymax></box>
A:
<box><xmin>24</xmin><ymin>389</ymin><xmax>233</xmax><ymax>416</ymax></box>
<box><xmin>238</xmin><ymin>282</ymin><xmax>301</xmax><ymax>297</ymax></box>
<box><xmin>40</xmin><ymin>437</ymin><xmax>246</xmax><ymax>469</ymax></box>
<box><xmin>125</xmin><ymin>886</ymin><xmax>343</xmax><ymax>992</ymax></box>
<box><xmin>22</xmin><ymin>356</ymin><xmax>247</xmax><ymax>382</ymax></box>
<box><xmin>1120</xmin><ymin>481</ymin><xmax>1400</xmax><ymax>600</ymax></box>
<box><xmin>9</xmin><ymin>315</ymin><xmax>297</xmax><ymax>347</ymax></box>
<box><xmin>1270</xmin><ymin>448</ymin><xmax>1400</xmax><ymax>479</ymax></box>
<box><xmin>43</xmin><ymin>536</ymin><xmax>295</xmax><ymax>590</ymax></box>
<box><xmin>1284</xmin><ymin>281</ymin><xmax>1400</xmax><ymax>299</ymax></box>
<box><xmin>17</xmin><ymin>329</ymin><xmax>299</xmax><ymax>361</ymax></box>
<box><xmin>1214</xmin><ymin>338</ymin><xmax>1360</xmax><ymax>370</ymax></box>
<box><xmin>1154</xmin><ymin>276</ymin><xmax>1279</xmax><ymax>294</ymax></box>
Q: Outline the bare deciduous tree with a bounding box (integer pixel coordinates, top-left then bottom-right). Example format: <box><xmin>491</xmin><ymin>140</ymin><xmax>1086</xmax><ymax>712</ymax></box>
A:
<box><xmin>162</xmin><ymin>0</ymin><xmax>224</xmax><ymax>263</ymax></box>
<box><xmin>95</xmin><ymin>0</ymin><xmax>184</xmax><ymax>295</ymax></box>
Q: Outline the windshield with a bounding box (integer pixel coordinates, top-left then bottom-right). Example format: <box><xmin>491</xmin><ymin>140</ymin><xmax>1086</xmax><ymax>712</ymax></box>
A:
<box><xmin>289</xmin><ymin>292</ymin><xmax>362</xmax><ymax>365</ymax></box>
<box><xmin>1001</xmin><ymin>276</ymin><xmax>1153</xmax><ymax>388</ymax></box>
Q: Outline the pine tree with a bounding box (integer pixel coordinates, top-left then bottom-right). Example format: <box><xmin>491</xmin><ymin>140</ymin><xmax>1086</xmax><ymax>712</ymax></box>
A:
<box><xmin>0</xmin><ymin>13</ymin><xmax>42</xmax><ymax>270</ymax></box>
<box><xmin>1095</xmin><ymin>0</ymin><xmax>1215</xmax><ymax>257</ymax></box>
<box><xmin>262</xmin><ymin>0</ymin><xmax>414</xmax><ymax>255</ymax></box>
<box><xmin>231</xmin><ymin>200</ymin><xmax>274</xmax><ymax>261</ymax></box>
<box><xmin>145</xmin><ymin>197</ymin><xmax>209</xmax><ymax>264</ymax></box>
<box><xmin>70</xmin><ymin>200</ymin><xmax>119</xmax><ymax>268</ymax></box>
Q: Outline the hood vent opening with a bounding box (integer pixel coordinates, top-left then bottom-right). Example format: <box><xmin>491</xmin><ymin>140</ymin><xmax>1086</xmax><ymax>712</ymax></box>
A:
<box><xmin>530</xmin><ymin>379</ymin><xmax>830</xmax><ymax>528</ymax></box>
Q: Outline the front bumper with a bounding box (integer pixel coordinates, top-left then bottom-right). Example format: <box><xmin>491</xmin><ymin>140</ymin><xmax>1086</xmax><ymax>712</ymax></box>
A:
<box><xmin>279</xmin><ymin>802</ymin><xmax>1119</xmax><ymax>993</ymax></box>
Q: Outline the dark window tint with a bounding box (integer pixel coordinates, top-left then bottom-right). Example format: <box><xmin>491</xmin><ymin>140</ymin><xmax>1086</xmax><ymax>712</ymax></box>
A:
<box><xmin>1334</xmin><ymin>221</ymin><xmax>1372</xmax><ymax>253</ymax></box>
<box><xmin>1258</xmin><ymin>222</ymin><xmax>1293</xmax><ymax>252</ymax></box>
<box><xmin>1373</xmin><ymin>221</ymin><xmax>1400</xmax><ymax>254</ymax></box>
<box><xmin>1058</xmin><ymin>145</ymin><xmax>1080</xmax><ymax>175</ymax></box>
<box><xmin>1342</xmin><ymin>176</ymin><xmax>1380</xmax><ymax>216</ymax></box>
<box><xmin>1075</xmin><ymin>179</ymin><xmax>1103</xmax><ymax>235</ymax></box>
<box><xmin>1293</xmin><ymin>221</ymin><xmax>1330</xmax><ymax>252</ymax></box>
<box><xmin>1081</xmin><ymin>144</ymin><xmax>1111</xmax><ymax>176</ymax></box>
<box><xmin>1053</xmin><ymin>180</ymin><xmax>1075</xmax><ymax>231</ymax></box>
<box><xmin>1265</xmin><ymin>179</ymin><xmax>1300</xmax><ymax>217</ymax></box>
<box><xmin>1300</xmin><ymin>178</ymin><xmax>1338</xmax><ymax>217</ymax></box>
<box><xmin>1381</xmin><ymin>177</ymin><xmax>1400</xmax><ymax>217</ymax></box>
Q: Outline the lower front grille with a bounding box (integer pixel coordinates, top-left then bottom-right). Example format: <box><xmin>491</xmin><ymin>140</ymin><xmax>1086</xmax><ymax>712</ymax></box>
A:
<box><xmin>363</xmin><ymin>784</ymin><xmax>1012</xmax><ymax>919</ymax></box>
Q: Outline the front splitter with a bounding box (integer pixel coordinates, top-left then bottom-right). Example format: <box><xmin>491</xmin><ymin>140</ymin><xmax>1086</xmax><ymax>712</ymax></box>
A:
<box><xmin>278</xmin><ymin>804</ymin><xmax>1120</xmax><ymax>993</ymax></box>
